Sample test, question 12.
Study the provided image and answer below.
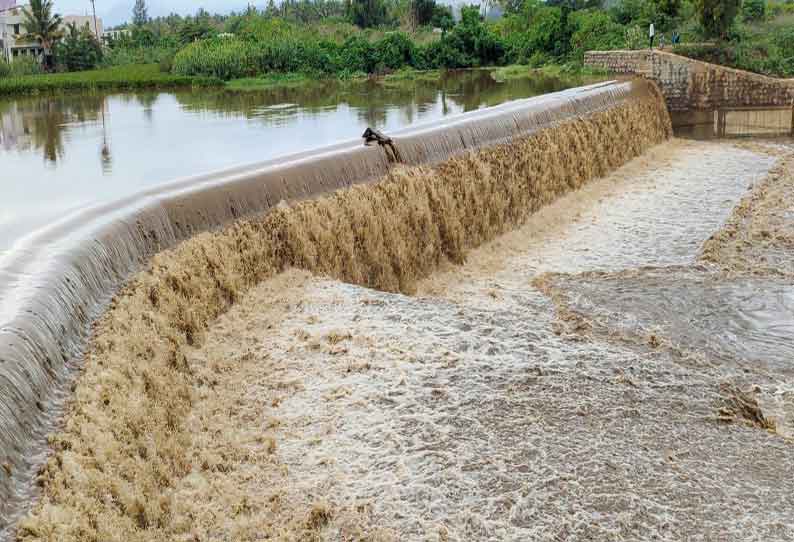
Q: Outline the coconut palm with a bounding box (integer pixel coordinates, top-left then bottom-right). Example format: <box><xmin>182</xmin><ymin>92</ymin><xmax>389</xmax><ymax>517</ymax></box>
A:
<box><xmin>21</xmin><ymin>0</ymin><xmax>63</xmax><ymax>69</ymax></box>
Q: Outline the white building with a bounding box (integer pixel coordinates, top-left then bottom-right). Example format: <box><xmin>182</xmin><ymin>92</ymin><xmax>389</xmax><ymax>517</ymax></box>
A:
<box><xmin>62</xmin><ymin>14</ymin><xmax>103</xmax><ymax>37</ymax></box>
<box><xmin>0</xmin><ymin>3</ymin><xmax>41</xmax><ymax>61</ymax></box>
<box><xmin>102</xmin><ymin>28</ymin><xmax>130</xmax><ymax>42</ymax></box>
<box><xmin>1</xmin><ymin>1</ymin><xmax>104</xmax><ymax>63</ymax></box>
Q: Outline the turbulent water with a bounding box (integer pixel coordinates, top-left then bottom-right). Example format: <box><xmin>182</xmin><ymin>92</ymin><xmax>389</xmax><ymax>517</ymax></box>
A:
<box><xmin>166</xmin><ymin>139</ymin><xmax>793</xmax><ymax>541</ymax></box>
<box><xmin>7</xmin><ymin>81</ymin><xmax>671</xmax><ymax>540</ymax></box>
<box><xmin>7</xmin><ymin>76</ymin><xmax>794</xmax><ymax>541</ymax></box>
<box><xmin>144</xmin><ymin>138</ymin><xmax>794</xmax><ymax>541</ymax></box>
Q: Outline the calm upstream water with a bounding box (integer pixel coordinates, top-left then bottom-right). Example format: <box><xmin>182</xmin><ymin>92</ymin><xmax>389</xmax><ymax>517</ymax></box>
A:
<box><xmin>0</xmin><ymin>69</ymin><xmax>600</xmax><ymax>256</ymax></box>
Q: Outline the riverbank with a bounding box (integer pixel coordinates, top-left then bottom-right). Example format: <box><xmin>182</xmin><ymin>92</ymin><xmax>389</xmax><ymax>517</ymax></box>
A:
<box><xmin>0</xmin><ymin>65</ymin><xmax>221</xmax><ymax>98</ymax></box>
<box><xmin>221</xmin><ymin>64</ymin><xmax>608</xmax><ymax>92</ymax></box>
<box><xmin>0</xmin><ymin>63</ymin><xmax>608</xmax><ymax>98</ymax></box>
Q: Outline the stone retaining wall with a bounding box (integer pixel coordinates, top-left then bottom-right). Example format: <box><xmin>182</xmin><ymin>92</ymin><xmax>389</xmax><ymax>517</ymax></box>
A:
<box><xmin>585</xmin><ymin>50</ymin><xmax>794</xmax><ymax>112</ymax></box>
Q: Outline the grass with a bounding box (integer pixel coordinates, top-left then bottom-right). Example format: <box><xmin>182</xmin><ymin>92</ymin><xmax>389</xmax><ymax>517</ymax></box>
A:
<box><xmin>491</xmin><ymin>63</ymin><xmax>609</xmax><ymax>83</ymax></box>
<box><xmin>0</xmin><ymin>64</ymin><xmax>221</xmax><ymax>97</ymax></box>
<box><xmin>224</xmin><ymin>72</ymin><xmax>315</xmax><ymax>91</ymax></box>
<box><xmin>487</xmin><ymin>63</ymin><xmax>605</xmax><ymax>82</ymax></box>
<box><xmin>224</xmin><ymin>67</ymin><xmax>444</xmax><ymax>91</ymax></box>
<box><xmin>381</xmin><ymin>68</ymin><xmax>443</xmax><ymax>83</ymax></box>
<box><xmin>223</xmin><ymin>63</ymin><xmax>598</xmax><ymax>92</ymax></box>
<box><xmin>0</xmin><ymin>60</ymin><xmax>608</xmax><ymax>98</ymax></box>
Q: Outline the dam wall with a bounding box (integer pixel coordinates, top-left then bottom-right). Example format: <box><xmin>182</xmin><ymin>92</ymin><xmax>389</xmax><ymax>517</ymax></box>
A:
<box><xmin>585</xmin><ymin>50</ymin><xmax>794</xmax><ymax>113</ymax></box>
<box><xmin>0</xmin><ymin>79</ymin><xmax>671</xmax><ymax>537</ymax></box>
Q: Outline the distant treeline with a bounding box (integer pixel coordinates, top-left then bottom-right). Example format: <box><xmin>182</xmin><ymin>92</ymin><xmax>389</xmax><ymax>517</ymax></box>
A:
<box><xmin>3</xmin><ymin>0</ymin><xmax>794</xmax><ymax>83</ymax></box>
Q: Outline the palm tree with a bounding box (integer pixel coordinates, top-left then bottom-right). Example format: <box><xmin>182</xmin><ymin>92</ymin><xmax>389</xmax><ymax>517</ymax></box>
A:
<box><xmin>21</xmin><ymin>0</ymin><xmax>63</xmax><ymax>70</ymax></box>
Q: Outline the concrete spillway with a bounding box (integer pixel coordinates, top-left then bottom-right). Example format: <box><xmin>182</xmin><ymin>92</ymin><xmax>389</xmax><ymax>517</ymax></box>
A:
<box><xmin>0</xmin><ymin>79</ymin><xmax>670</xmax><ymax>536</ymax></box>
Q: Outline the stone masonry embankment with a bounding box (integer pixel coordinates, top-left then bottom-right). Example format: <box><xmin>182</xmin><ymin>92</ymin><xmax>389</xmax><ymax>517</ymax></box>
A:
<box><xmin>585</xmin><ymin>50</ymin><xmax>794</xmax><ymax>112</ymax></box>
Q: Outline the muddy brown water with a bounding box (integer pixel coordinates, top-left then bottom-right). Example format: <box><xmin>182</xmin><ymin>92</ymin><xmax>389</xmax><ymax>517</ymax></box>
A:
<box><xmin>3</xmin><ymin>68</ymin><xmax>793</xmax><ymax>539</ymax></box>
<box><xmin>158</xmin><ymin>138</ymin><xmax>794</xmax><ymax>540</ymax></box>
<box><xmin>671</xmin><ymin>107</ymin><xmax>794</xmax><ymax>140</ymax></box>
<box><xmin>1</xmin><ymin>77</ymin><xmax>652</xmax><ymax>538</ymax></box>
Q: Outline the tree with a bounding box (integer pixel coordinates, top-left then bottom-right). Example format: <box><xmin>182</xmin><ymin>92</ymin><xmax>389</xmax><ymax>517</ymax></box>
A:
<box><xmin>411</xmin><ymin>0</ymin><xmax>436</xmax><ymax>27</ymax></box>
<box><xmin>349</xmin><ymin>0</ymin><xmax>388</xmax><ymax>27</ymax></box>
<box><xmin>21</xmin><ymin>0</ymin><xmax>62</xmax><ymax>70</ymax></box>
<box><xmin>742</xmin><ymin>0</ymin><xmax>765</xmax><ymax>21</ymax></box>
<box><xmin>694</xmin><ymin>0</ymin><xmax>740</xmax><ymax>39</ymax></box>
<box><xmin>654</xmin><ymin>0</ymin><xmax>681</xmax><ymax>17</ymax></box>
<box><xmin>55</xmin><ymin>22</ymin><xmax>102</xmax><ymax>71</ymax></box>
<box><xmin>546</xmin><ymin>0</ymin><xmax>603</xmax><ymax>9</ymax></box>
<box><xmin>133</xmin><ymin>0</ymin><xmax>149</xmax><ymax>26</ymax></box>
<box><xmin>264</xmin><ymin>0</ymin><xmax>279</xmax><ymax>17</ymax></box>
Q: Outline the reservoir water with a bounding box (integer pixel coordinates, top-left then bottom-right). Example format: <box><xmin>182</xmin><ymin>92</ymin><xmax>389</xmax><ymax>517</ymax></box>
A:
<box><xmin>0</xmin><ymin>69</ymin><xmax>597</xmax><ymax>257</ymax></box>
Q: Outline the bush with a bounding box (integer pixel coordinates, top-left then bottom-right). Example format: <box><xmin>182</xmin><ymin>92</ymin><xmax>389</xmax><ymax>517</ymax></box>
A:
<box><xmin>158</xmin><ymin>52</ymin><xmax>174</xmax><ymax>73</ymax></box>
<box><xmin>102</xmin><ymin>45</ymin><xmax>178</xmax><ymax>67</ymax></box>
<box><xmin>624</xmin><ymin>25</ymin><xmax>648</xmax><ymax>49</ymax></box>
<box><xmin>525</xmin><ymin>6</ymin><xmax>566</xmax><ymax>55</ymax></box>
<box><xmin>502</xmin><ymin>5</ymin><xmax>564</xmax><ymax>63</ymax></box>
<box><xmin>436</xmin><ymin>6</ymin><xmax>504</xmax><ymax>67</ymax></box>
<box><xmin>611</xmin><ymin>0</ymin><xmax>658</xmax><ymax>27</ymax></box>
<box><xmin>773</xmin><ymin>26</ymin><xmax>794</xmax><ymax>52</ymax></box>
<box><xmin>654</xmin><ymin>0</ymin><xmax>682</xmax><ymax>17</ymax></box>
<box><xmin>172</xmin><ymin>8</ymin><xmax>508</xmax><ymax>78</ymax></box>
<box><xmin>674</xmin><ymin>34</ymin><xmax>794</xmax><ymax>77</ymax></box>
<box><xmin>0</xmin><ymin>56</ymin><xmax>43</xmax><ymax>78</ymax></box>
<box><xmin>349</xmin><ymin>0</ymin><xmax>388</xmax><ymax>29</ymax></box>
<box><xmin>338</xmin><ymin>35</ymin><xmax>377</xmax><ymax>72</ymax></box>
<box><xmin>694</xmin><ymin>0</ymin><xmax>741</xmax><ymax>39</ymax></box>
<box><xmin>55</xmin><ymin>23</ymin><xmax>104</xmax><ymax>72</ymax></box>
<box><xmin>568</xmin><ymin>9</ymin><xmax>626</xmax><ymax>60</ymax></box>
<box><xmin>172</xmin><ymin>37</ymin><xmax>259</xmax><ymax>79</ymax></box>
<box><xmin>742</xmin><ymin>0</ymin><xmax>766</xmax><ymax>21</ymax></box>
<box><xmin>0</xmin><ymin>64</ymin><xmax>220</xmax><ymax>97</ymax></box>
<box><xmin>375</xmin><ymin>32</ymin><xmax>416</xmax><ymax>70</ymax></box>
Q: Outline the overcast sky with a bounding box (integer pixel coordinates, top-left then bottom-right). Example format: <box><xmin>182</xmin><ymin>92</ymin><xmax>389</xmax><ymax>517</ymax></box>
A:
<box><xmin>53</xmin><ymin>0</ymin><xmax>253</xmax><ymax>27</ymax></box>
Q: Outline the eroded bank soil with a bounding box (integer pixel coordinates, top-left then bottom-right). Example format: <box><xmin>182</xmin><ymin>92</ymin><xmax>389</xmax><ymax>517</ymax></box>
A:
<box><xmin>164</xmin><ymin>139</ymin><xmax>794</xmax><ymax>541</ymax></box>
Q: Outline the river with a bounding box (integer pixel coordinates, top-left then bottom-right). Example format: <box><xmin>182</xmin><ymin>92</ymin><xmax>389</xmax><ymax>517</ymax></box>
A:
<box><xmin>0</xmin><ymin>69</ymin><xmax>598</xmax><ymax>257</ymax></box>
<box><xmin>3</xmin><ymin>71</ymin><xmax>793</xmax><ymax>540</ymax></box>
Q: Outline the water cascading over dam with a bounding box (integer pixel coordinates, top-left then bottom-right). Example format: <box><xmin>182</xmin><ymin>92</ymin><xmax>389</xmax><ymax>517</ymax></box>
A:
<box><xmin>0</xmin><ymin>79</ymin><xmax>672</xmax><ymax>538</ymax></box>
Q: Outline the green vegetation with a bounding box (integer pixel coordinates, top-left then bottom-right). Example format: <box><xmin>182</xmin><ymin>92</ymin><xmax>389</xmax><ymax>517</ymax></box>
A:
<box><xmin>21</xmin><ymin>0</ymin><xmax>63</xmax><ymax>69</ymax></box>
<box><xmin>170</xmin><ymin>9</ymin><xmax>503</xmax><ymax>80</ymax></box>
<box><xmin>224</xmin><ymin>72</ymin><xmax>312</xmax><ymax>90</ymax></box>
<box><xmin>2</xmin><ymin>0</ymin><xmax>793</xmax><ymax>98</ymax></box>
<box><xmin>0</xmin><ymin>64</ymin><xmax>219</xmax><ymax>97</ymax></box>
<box><xmin>167</xmin><ymin>0</ymin><xmax>770</xmax><ymax>82</ymax></box>
<box><xmin>0</xmin><ymin>57</ymin><xmax>44</xmax><ymax>78</ymax></box>
<box><xmin>491</xmin><ymin>62</ymin><xmax>607</xmax><ymax>82</ymax></box>
<box><xmin>694</xmin><ymin>0</ymin><xmax>741</xmax><ymax>38</ymax></box>
<box><xmin>675</xmin><ymin>0</ymin><xmax>794</xmax><ymax>76</ymax></box>
<box><xmin>55</xmin><ymin>23</ymin><xmax>103</xmax><ymax>72</ymax></box>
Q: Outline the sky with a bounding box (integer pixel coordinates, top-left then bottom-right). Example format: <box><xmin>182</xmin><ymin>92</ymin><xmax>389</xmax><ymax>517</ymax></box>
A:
<box><xmin>48</xmin><ymin>0</ymin><xmax>473</xmax><ymax>29</ymax></box>
<box><xmin>50</xmin><ymin>0</ymin><xmax>253</xmax><ymax>27</ymax></box>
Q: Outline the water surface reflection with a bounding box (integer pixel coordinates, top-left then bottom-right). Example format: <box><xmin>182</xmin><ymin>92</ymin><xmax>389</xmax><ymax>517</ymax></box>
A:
<box><xmin>0</xmin><ymin>69</ymin><xmax>600</xmax><ymax>254</ymax></box>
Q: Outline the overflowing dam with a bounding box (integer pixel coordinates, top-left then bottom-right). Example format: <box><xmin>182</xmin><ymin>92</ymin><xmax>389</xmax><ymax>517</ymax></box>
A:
<box><xmin>2</xmin><ymin>72</ymin><xmax>793</xmax><ymax>541</ymax></box>
<box><xmin>0</xmin><ymin>79</ymin><xmax>668</xmax><ymax>537</ymax></box>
